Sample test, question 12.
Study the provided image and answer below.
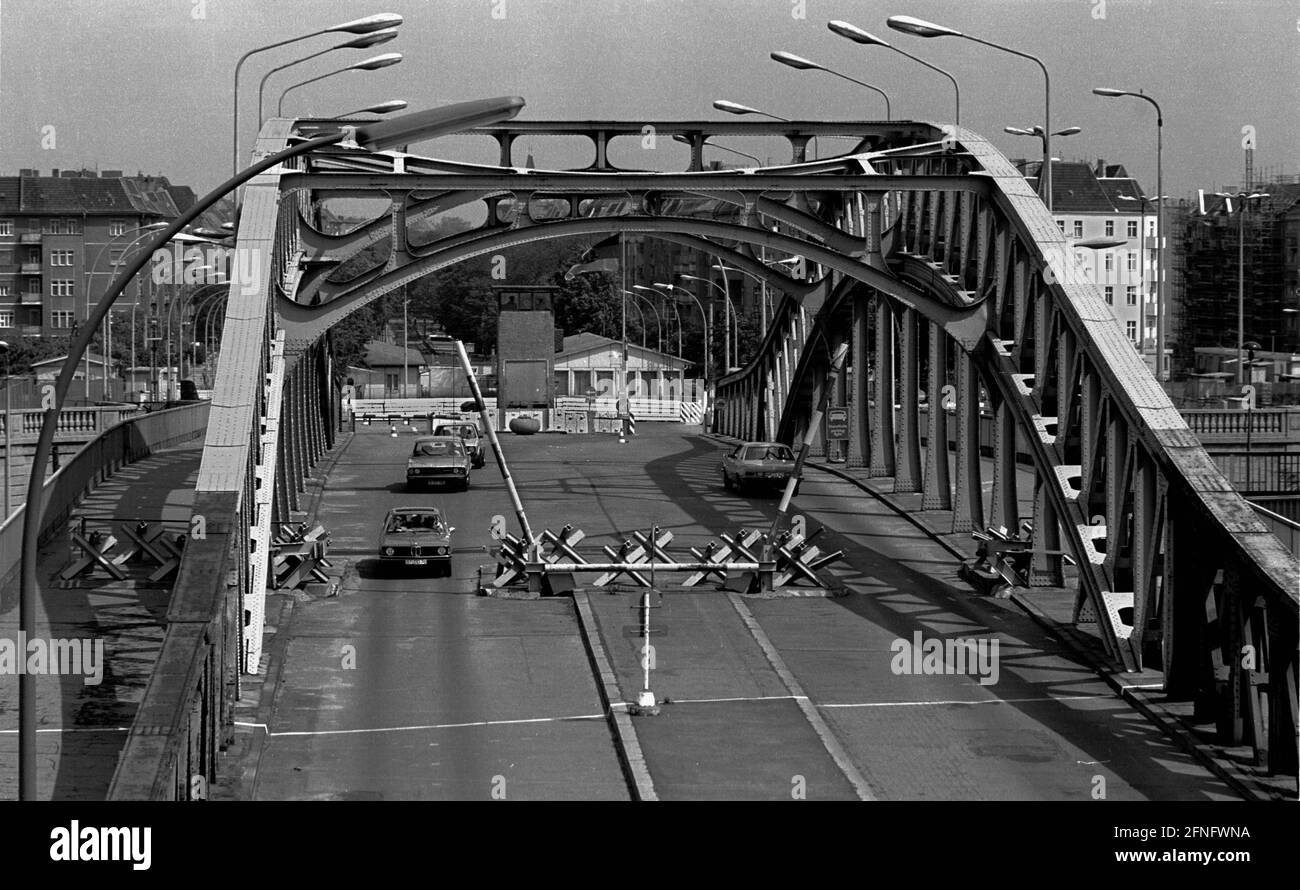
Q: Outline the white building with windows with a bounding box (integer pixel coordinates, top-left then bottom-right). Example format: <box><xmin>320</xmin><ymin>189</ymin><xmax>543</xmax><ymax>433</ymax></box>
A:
<box><xmin>1024</xmin><ymin>159</ymin><xmax>1168</xmax><ymax>378</ymax></box>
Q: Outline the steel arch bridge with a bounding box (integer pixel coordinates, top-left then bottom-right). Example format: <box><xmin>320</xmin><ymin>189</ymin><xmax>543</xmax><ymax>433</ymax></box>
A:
<box><xmin>112</xmin><ymin>113</ymin><xmax>1297</xmax><ymax>798</ymax></box>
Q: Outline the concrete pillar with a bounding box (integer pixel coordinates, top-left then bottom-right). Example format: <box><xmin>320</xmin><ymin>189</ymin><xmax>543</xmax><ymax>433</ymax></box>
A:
<box><xmin>849</xmin><ymin>291</ymin><xmax>870</xmax><ymax>468</ymax></box>
<box><xmin>922</xmin><ymin>322</ymin><xmax>951</xmax><ymax>509</ymax></box>
<box><xmin>951</xmin><ymin>351</ymin><xmax>984</xmax><ymax>533</ymax></box>
<box><xmin>869</xmin><ymin>296</ymin><xmax>896</xmax><ymax>478</ymax></box>
<box><xmin>894</xmin><ymin>307</ymin><xmax>922</xmax><ymax>493</ymax></box>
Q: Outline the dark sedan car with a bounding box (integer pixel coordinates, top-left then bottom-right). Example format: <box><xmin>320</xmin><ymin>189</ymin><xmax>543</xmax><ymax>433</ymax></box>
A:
<box><xmin>721</xmin><ymin>441</ymin><xmax>801</xmax><ymax>495</ymax></box>
<box><xmin>377</xmin><ymin>507</ymin><xmax>455</xmax><ymax>576</ymax></box>
<box><xmin>406</xmin><ymin>436</ymin><xmax>472</xmax><ymax>490</ymax></box>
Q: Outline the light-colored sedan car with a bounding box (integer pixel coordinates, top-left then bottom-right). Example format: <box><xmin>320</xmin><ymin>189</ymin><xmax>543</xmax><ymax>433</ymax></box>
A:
<box><xmin>721</xmin><ymin>441</ymin><xmax>801</xmax><ymax>495</ymax></box>
<box><xmin>406</xmin><ymin>436</ymin><xmax>472</xmax><ymax>491</ymax></box>
<box><xmin>432</xmin><ymin>421</ymin><xmax>486</xmax><ymax>468</ymax></box>
<box><xmin>378</xmin><ymin>507</ymin><xmax>455</xmax><ymax>576</ymax></box>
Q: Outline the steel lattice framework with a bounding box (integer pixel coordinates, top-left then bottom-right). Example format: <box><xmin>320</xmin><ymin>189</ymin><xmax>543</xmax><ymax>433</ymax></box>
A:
<box><xmin>116</xmin><ymin>115</ymin><xmax>1295</xmax><ymax>797</ymax></box>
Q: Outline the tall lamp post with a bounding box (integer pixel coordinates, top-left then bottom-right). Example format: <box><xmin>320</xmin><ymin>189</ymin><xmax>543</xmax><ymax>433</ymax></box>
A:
<box><xmin>656</xmin><ymin>282</ymin><xmax>710</xmax><ymax>385</ymax></box>
<box><xmin>828</xmin><ymin>20</ymin><xmax>959</xmax><ymax>124</ymax></box>
<box><xmin>1094</xmin><ymin>87</ymin><xmax>1165</xmax><ymax>378</ymax></box>
<box><xmin>1214</xmin><ymin>191</ymin><xmax>1271</xmax><ymax>385</ymax></box>
<box><xmin>84</xmin><ymin>223</ymin><xmax>168</xmax><ymax>400</ymax></box>
<box><xmin>277</xmin><ymin>53</ymin><xmax>403</xmax><ymax>117</ymax></box>
<box><xmin>256</xmin><ymin>28</ymin><xmax>398</xmax><ymax>127</ymax></box>
<box><xmin>232</xmin><ymin>13</ymin><xmax>404</xmax><ymax>174</ymax></box>
<box><xmin>633</xmin><ymin>285</ymin><xmax>681</xmax><ymax>355</ymax></box>
<box><xmin>889</xmin><ymin>15</ymin><xmax>1053</xmax><ymax>209</ymax></box>
<box><xmin>769</xmin><ymin>52</ymin><xmax>891</xmax><ymax>119</ymax></box>
<box><xmin>15</xmin><ymin>96</ymin><xmax>527</xmax><ymax>801</ymax></box>
<box><xmin>0</xmin><ymin>340</ymin><xmax>11</xmax><ymax>519</ymax></box>
<box><xmin>681</xmin><ymin>271</ymin><xmax>739</xmax><ymax>371</ymax></box>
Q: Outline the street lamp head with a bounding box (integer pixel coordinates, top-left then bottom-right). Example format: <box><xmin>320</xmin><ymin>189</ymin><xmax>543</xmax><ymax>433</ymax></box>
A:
<box><xmin>350</xmin><ymin>96</ymin><xmax>525</xmax><ymax>151</ymax></box>
<box><xmin>1003</xmin><ymin>126</ymin><xmax>1035</xmax><ymax>137</ymax></box>
<box><xmin>328</xmin><ymin>13</ymin><xmax>404</xmax><ymax>34</ymax></box>
<box><xmin>828</xmin><ymin>20</ymin><xmax>890</xmax><ymax>47</ymax></box>
<box><xmin>770</xmin><ymin>51</ymin><xmax>823</xmax><ymax>71</ymax></box>
<box><xmin>713</xmin><ymin>100</ymin><xmax>764</xmax><ymax>116</ymax></box>
<box><xmin>351</xmin><ymin>52</ymin><xmax>402</xmax><ymax>71</ymax></box>
<box><xmin>886</xmin><ymin>15</ymin><xmax>962</xmax><ymax>38</ymax></box>
<box><xmin>343</xmin><ymin>99</ymin><xmax>408</xmax><ymax>117</ymax></box>
<box><xmin>1092</xmin><ymin>87</ymin><xmax>1129</xmax><ymax>97</ymax></box>
<box><xmin>652</xmin><ymin>282</ymin><xmax>675</xmax><ymax>289</ymax></box>
<box><xmin>1055</xmin><ymin>126</ymin><xmax>1082</xmax><ymax>137</ymax></box>
<box><xmin>341</xmin><ymin>27</ymin><xmax>399</xmax><ymax>49</ymax></box>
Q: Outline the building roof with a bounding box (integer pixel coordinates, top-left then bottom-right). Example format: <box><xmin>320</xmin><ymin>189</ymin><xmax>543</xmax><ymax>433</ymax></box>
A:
<box><xmin>556</xmin><ymin>332</ymin><xmax>689</xmax><ymax>367</ymax></box>
<box><xmin>0</xmin><ymin>171</ymin><xmax>183</xmax><ymax>217</ymax></box>
<box><xmin>1024</xmin><ymin>160</ymin><xmax>1140</xmax><ymax>213</ymax></box>
<box><xmin>30</xmin><ymin>353</ymin><xmax>109</xmax><ymax>368</ymax></box>
<box><xmin>363</xmin><ymin>340</ymin><xmax>424</xmax><ymax>367</ymax></box>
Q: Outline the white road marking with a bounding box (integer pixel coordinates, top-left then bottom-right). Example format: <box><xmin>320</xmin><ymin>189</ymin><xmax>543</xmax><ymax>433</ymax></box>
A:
<box><xmin>234</xmin><ymin>713</ymin><xmax>606</xmax><ymax>738</ymax></box>
<box><xmin>819</xmin><ymin>694</ymin><xmax>1103</xmax><ymax>709</ymax></box>
<box><xmin>0</xmin><ymin>727</ymin><xmax>131</xmax><ymax>734</ymax></box>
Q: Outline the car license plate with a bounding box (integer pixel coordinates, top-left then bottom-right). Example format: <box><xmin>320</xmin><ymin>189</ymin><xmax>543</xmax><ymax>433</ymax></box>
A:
<box><xmin>405</xmin><ymin>559</ymin><xmax>428</xmax><ymax>565</ymax></box>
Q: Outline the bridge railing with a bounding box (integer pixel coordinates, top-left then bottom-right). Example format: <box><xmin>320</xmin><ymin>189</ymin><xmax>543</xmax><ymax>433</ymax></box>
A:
<box><xmin>0</xmin><ymin>405</ymin><xmax>143</xmax><ymax>441</ymax></box>
<box><xmin>0</xmin><ymin>401</ymin><xmax>210</xmax><ymax>606</ymax></box>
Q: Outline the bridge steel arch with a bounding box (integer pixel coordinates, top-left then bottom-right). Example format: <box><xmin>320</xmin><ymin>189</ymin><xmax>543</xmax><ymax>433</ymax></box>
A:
<box><xmin>112</xmin><ymin>117</ymin><xmax>1296</xmax><ymax>798</ymax></box>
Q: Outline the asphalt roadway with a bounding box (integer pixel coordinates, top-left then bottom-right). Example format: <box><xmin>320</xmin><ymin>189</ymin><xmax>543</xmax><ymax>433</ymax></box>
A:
<box><xmin>215</xmin><ymin>421</ymin><xmax>1241</xmax><ymax>801</ymax></box>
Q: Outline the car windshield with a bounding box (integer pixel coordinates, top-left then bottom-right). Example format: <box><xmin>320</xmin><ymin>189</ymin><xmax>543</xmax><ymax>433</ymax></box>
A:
<box><xmin>436</xmin><ymin>425</ymin><xmax>476</xmax><ymax>439</ymax></box>
<box><xmin>744</xmin><ymin>445</ymin><xmax>792</xmax><ymax>461</ymax></box>
<box><xmin>386</xmin><ymin>513</ymin><xmax>444</xmax><ymax>533</ymax></box>
<box><xmin>413</xmin><ymin>440</ymin><xmax>463</xmax><ymax>457</ymax></box>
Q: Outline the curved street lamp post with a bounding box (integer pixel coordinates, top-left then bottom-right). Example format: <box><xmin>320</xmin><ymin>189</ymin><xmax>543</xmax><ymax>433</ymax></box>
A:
<box><xmin>16</xmin><ymin>96</ymin><xmax>527</xmax><ymax>800</ymax></box>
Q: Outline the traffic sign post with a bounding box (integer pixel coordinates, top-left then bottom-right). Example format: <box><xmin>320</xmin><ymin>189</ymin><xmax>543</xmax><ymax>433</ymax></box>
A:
<box><xmin>826</xmin><ymin>406</ymin><xmax>849</xmax><ymax>463</ymax></box>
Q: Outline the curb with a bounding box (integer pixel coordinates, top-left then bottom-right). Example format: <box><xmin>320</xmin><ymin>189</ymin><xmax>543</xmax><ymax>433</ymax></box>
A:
<box><xmin>572</xmin><ymin>591</ymin><xmax>658</xmax><ymax>801</ymax></box>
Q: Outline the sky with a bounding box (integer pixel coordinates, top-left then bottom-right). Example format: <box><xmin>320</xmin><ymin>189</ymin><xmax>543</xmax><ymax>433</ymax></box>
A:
<box><xmin>1</xmin><ymin>0</ymin><xmax>1297</xmax><ymax>203</ymax></box>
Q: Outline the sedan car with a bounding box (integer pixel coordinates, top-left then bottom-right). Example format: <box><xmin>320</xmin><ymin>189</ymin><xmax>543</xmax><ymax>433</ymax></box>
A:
<box><xmin>721</xmin><ymin>441</ymin><xmax>801</xmax><ymax>495</ymax></box>
<box><xmin>378</xmin><ymin>507</ymin><xmax>455</xmax><ymax>576</ymax></box>
<box><xmin>407</xmin><ymin>436</ymin><xmax>472</xmax><ymax>490</ymax></box>
<box><xmin>432</xmin><ymin>421</ymin><xmax>486</xmax><ymax>468</ymax></box>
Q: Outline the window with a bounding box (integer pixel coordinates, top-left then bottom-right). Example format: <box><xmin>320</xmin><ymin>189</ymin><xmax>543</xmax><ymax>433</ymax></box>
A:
<box><xmin>1056</xmin><ymin>220</ymin><xmax>1065</xmax><ymax>233</ymax></box>
<box><xmin>0</xmin><ymin>220</ymin><xmax>12</xmax><ymax>235</ymax></box>
<box><xmin>49</xmin><ymin>249</ymin><xmax>74</xmax><ymax>266</ymax></box>
<box><xmin>110</xmin><ymin>249</ymin><xmax>125</xmax><ymax>265</ymax></box>
<box><xmin>1126</xmin><ymin>251</ymin><xmax>1138</xmax><ymax>273</ymax></box>
<box><xmin>1104</xmin><ymin>286</ymin><xmax>1114</xmax><ymax>305</ymax></box>
<box><xmin>1126</xmin><ymin>320</ymin><xmax>1137</xmax><ymax>342</ymax></box>
<box><xmin>1104</xmin><ymin>253</ymin><xmax>1113</xmax><ymax>272</ymax></box>
<box><xmin>50</xmin><ymin>279</ymin><xmax>74</xmax><ymax>297</ymax></box>
<box><xmin>1126</xmin><ymin>219</ymin><xmax>1138</xmax><ymax>238</ymax></box>
<box><xmin>1126</xmin><ymin>286</ymin><xmax>1137</xmax><ymax>305</ymax></box>
<box><xmin>1105</xmin><ymin>220</ymin><xmax>1114</xmax><ymax>237</ymax></box>
<box><xmin>1072</xmin><ymin>220</ymin><xmax>1084</xmax><ymax>238</ymax></box>
<box><xmin>41</xmin><ymin>218</ymin><xmax>80</xmax><ymax>235</ymax></box>
<box><xmin>109</xmin><ymin>220</ymin><xmax>126</xmax><ymax>237</ymax></box>
<box><xmin>50</xmin><ymin>310</ymin><xmax>75</xmax><ymax>328</ymax></box>
<box><xmin>0</xmin><ymin>310</ymin><xmax>12</xmax><ymax>327</ymax></box>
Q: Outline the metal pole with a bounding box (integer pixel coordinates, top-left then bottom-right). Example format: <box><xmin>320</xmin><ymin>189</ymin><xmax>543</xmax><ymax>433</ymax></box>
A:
<box><xmin>765</xmin><ymin>342</ymin><xmax>850</xmax><ymax>556</ymax></box>
<box><xmin>2</xmin><ymin>353</ymin><xmax>9</xmax><ymax>518</ymax></box>
<box><xmin>1238</xmin><ymin>207</ymin><xmax>1245</xmax><ymax>386</ymax></box>
<box><xmin>1154</xmin><ymin>105</ymin><xmax>1164</xmax><ymax>381</ymax></box>
<box><xmin>455</xmin><ymin>339</ymin><xmax>534</xmax><ymax>547</ymax></box>
<box><xmin>403</xmin><ymin>288</ymin><xmax>409</xmax><ymax>397</ymax></box>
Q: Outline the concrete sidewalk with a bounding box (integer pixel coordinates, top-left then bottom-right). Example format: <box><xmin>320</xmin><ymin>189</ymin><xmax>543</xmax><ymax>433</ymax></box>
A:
<box><xmin>0</xmin><ymin>443</ymin><xmax>202</xmax><ymax>800</ymax></box>
<box><xmin>781</xmin><ymin>438</ymin><xmax>1294</xmax><ymax>801</ymax></box>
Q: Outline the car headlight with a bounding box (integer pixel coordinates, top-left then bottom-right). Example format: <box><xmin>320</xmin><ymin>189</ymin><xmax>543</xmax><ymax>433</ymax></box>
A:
<box><xmin>384</xmin><ymin>547</ymin><xmax>395</xmax><ymax>556</ymax></box>
<box><xmin>437</xmin><ymin>546</ymin><xmax>448</xmax><ymax>555</ymax></box>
